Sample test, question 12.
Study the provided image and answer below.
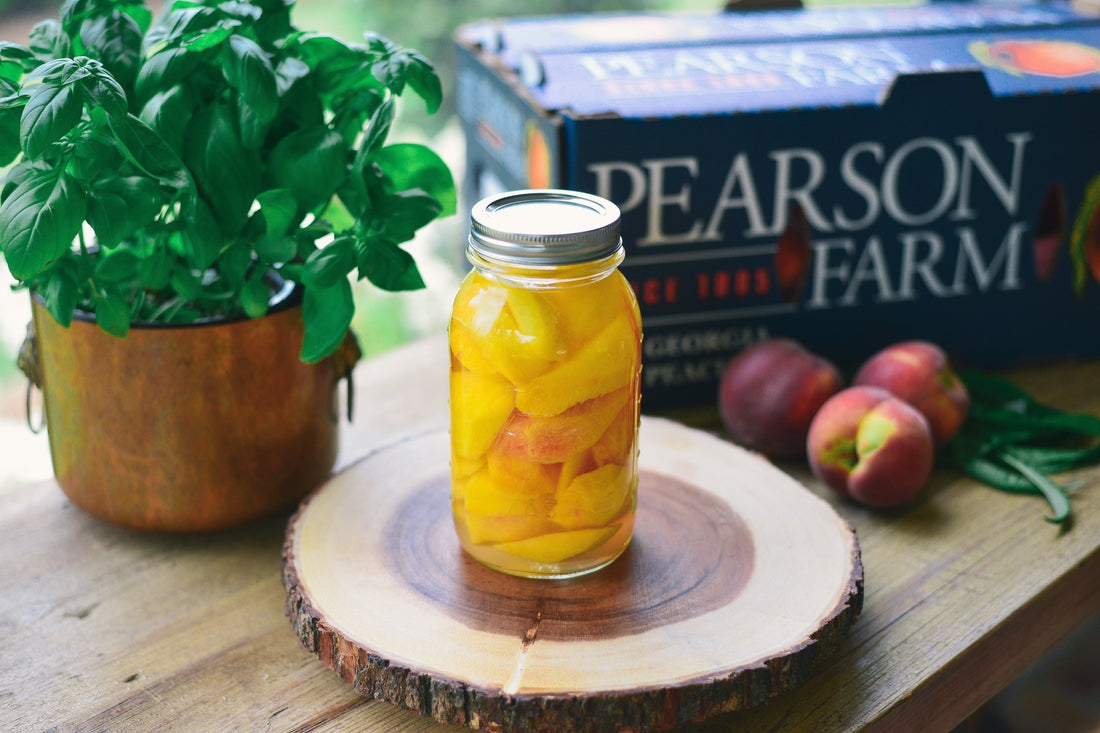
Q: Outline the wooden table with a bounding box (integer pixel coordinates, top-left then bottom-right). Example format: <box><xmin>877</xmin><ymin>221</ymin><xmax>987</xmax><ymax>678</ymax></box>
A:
<box><xmin>2</xmin><ymin>335</ymin><xmax>1099</xmax><ymax>732</ymax></box>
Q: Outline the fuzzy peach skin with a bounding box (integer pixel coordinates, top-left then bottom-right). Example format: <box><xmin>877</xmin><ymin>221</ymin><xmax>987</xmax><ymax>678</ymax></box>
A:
<box><xmin>718</xmin><ymin>338</ymin><xmax>843</xmax><ymax>458</ymax></box>
<box><xmin>807</xmin><ymin>386</ymin><xmax>935</xmax><ymax>509</ymax></box>
<box><xmin>853</xmin><ymin>340</ymin><xmax>970</xmax><ymax>446</ymax></box>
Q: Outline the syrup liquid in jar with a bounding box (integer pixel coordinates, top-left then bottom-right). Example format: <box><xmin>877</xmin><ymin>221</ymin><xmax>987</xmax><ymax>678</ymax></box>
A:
<box><xmin>449</xmin><ymin>190</ymin><xmax>642</xmax><ymax>579</ymax></box>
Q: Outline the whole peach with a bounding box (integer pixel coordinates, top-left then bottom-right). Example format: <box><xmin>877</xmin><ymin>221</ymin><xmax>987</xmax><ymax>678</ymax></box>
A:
<box><xmin>853</xmin><ymin>341</ymin><xmax>969</xmax><ymax>445</ymax></box>
<box><xmin>718</xmin><ymin>338</ymin><xmax>843</xmax><ymax>458</ymax></box>
<box><xmin>807</xmin><ymin>386</ymin><xmax>934</xmax><ymax>508</ymax></box>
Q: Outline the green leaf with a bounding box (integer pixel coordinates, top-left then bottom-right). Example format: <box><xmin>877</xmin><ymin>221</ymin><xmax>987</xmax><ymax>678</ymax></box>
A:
<box><xmin>179</xmin><ymin>197</ymin><xmax>222</xmax><ymax>269</ymax></box>
<box><xmin>0</xmin><ymin>106</ymin><xmax>20</xmax><ymax>167</ymax></box>
<box><xmin>138</xmin><ymin>84</ymin><xmax>197</xmax><ymax>153</ymax></box>
<box><xmin>240</xmin><ymin>271</ymin><xmax>270</xmax><ymax>319</ymax></box>
<box><xmin>139</xmin><ymin>246</ymin><xmax>171</xmax><ymax>290</ymax></box>
<box><xmin>108</xmin><ymin>112</ymin><xmax>191</xmax><ymax>190</ymax></box>
<box><xmin>79</xmin><ymin>10</ymin><xmax>143</xmax><ymax>89</ymax></box>
<box><xmin>20</xmin><ymin>80</ymin><xmax>83</xmax><ymax>158</ymax></box>
<box><xmin>268</xmin><ymin>126</ymin><xmax>347</xmax><ymax>213</ymax></box>
<box><xmin>216</xmin><ymin>240</ymin><xmax>252</xmax><ymax>287</ymax></box>
<box><xmin>184</xmin><ymin>103</ymin><xmax>258</xmax><ymax>233</ymax></box>
<box><xmin>169</xmin><ymin>265</ymin><xmax>202</xmax><ymax>301</ymax></box>
<box><xmin>302</xmin><ymin>236</ymin><xmax>354</xmax><ymax>289</ymax></box>
<box><xmin>94</xmin><ymin>249</ymin><xmax>141</xmax><ymax>283</ymax></box>
<box><xmin>256</xmin><ymin>188</ymin><xmax>297</xmax><ymax>239</ymax></box>
<box><xmin>300</xmin><ymin>277</ymin><xmax>353</xmax><ymax>363</ymax></box>
<box><xmin>371</xmin><ymin>143</ymin><xmax>456</xmax><ymax>217</ymax></box>
<box><xmin>365</xmin><ymin>33</ymin><xmax>441</xmax><ymax>114</ymax></box>
<box><xmin>0</xmin><ymin>165</ymin><xmax>86</xmax><ymax>280</ymax></box>
<box><xmin>134</xmin><ymin>48</ymin><xmax>198</xmax><ymax>104</ymax></box>
<box><xmin>223</xmin><ymin>34</ymin><xmax>278</xmax><ymax>123</ymax></box>
<box><xmin>359</xmin><ymin>93</ymin><xmax>394</xmax><ymax>157</ymax></box>
<box><xmin>93</xmin><ymin>288</ymin><xmax>131</xmax><ymax>337</ymax></box>
<box><xmin>254</xmin><ymin>235</ymin><xmax>296</xmax><ymax>264</ymax></box>
<box><xmin>999</xmin><ymin>453</ymin><xmax>1073</xmax><ymax>524</ymax></box>
<box><xmin>27</xmin><ymin>21</ymin><xmax>71</xmax><ymax>63</ymax></box>
<box><xmin>379</xmin><ymin>189</ymin><xmax>443</xmax><ymax>242</ymax></box>
<box><xmin>40</xmin><ymin>261</ymin><xmax>79</xmax><ymax>327</ymax></box>
<box><xmin>86</xmin><ymin>176</ymin><xmax>164</xmax><ymax>248</ymax></box>
<box><xmin>354</xmin><ymin>235</ymin><xmax>424</xmax><ymax>292</ymax></box>
<box><xmin>181</xmin><ymin>20</ymin><xmax>239</xmax><ymax>52</ymax></box>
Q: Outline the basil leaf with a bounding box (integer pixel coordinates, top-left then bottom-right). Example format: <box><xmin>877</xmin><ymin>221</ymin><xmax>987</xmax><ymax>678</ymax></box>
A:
<box><xmin>184</xmin><ymin>103</ymin><xmax>258</xmax><ymax>233</ymax></box>
<box><xmin>41</xmin><ymin>261</ymin><xmax>79</xmax><ymax>327</ymax></box>
<box><xmin>28</xmin><ymin>21</ymin><xmax>71</xmax><ymax>63</ymax></box>
<box><xmin>303</xmin><ymin>236</ymin><xmax>355</xmax><ymax>289</ymax></box>
<box><xmin>20</xmin><ymin>79</ymin><xmax>83</xmax><ymax>158</ymax></box>
<box><xmin>179</xmin><ymin>197</ymin><xmax>221</xmax><ymax>269</ymax></box>
<box><xmin>224</xmin><ymin>34</ymin><xmax>278</xmax><ymax>123</ymax></box>
<box><xmin>354</xmin><ymin>235</ymin><xmax>424</xmax><ymax>292</ymax></box>
<box><xmin>371</xmin><ymin>143</ymin><xmax>456</xmax><ymax>217</ymax></box>
<box><xmin>240</xmin><ymin>271</ymin><xmax>270</xmax><ymax>319</ymax></box>
<box><xmin>379</xmin><ymin>189</ymin><xmax>443</xmax><ymax>242</ymax></box>
<box><xmin>79</xmin><ymin>10</ymin><xmax>143</xmax><ymax>89</ymax></box>
<box><xmin>95</xmin><ymin>249</ymin><xmax>141</xmax><ymax>283</ymax></box>
<box><xmin>93</xmin><ymin>288</ymin><xmax>131</xmax><ymax>338</ymax></box>
<box><xmin>87</xmin><ymin>176</ymin><xmax>164</xmax><ymax>249</ymax></box>
<box><xmin>256</xmin><ymin>188</ymin><xmax>297</xmax><ymax>239</ymax></box>
<box><xmin>139</xmin><ymin>84</ymin><xmax>197</xmax><ymax>153</ymax></box>
<box><xmin>0</xmin><ymin>105</ymin><xmax>20</xmax><ymax>166</ymax></box>
<box><xmin>268</xmin><ymin>126</ymin><xmax>346</xmax><ymax>213</ymax></box>
<box><xmin>0</xmin><ymin>165</ymin><xmax>85</xmax><ymax>280</ymax></box>
<box><xmin>139</xmin><ymin>246</ymin><xmax>171</xmax><ymax>291</ymax></box>
<box><xmin>300</xmin><ymin>277</ymin><xmax>353</xmax><ymax>363</ymax></box>
<box><xmin>108</xmin><ymin>112</ymin><xmax>191</xmax><ymax>190</ymax></box>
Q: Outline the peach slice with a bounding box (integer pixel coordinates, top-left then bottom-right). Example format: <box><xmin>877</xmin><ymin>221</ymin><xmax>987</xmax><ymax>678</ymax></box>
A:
<box><xmin>492</xmin><ymin>525</ymin><xmax>620</xmax><ymax>564</ymax></box>
<box><xmin>515</xmin><ymin>312</ymin><xmax>639</xmax><ymax>416</ymax></box>
<box><xmin>450</xmin><ymin>321</ymin><xmax>496</xmax><ymax>375</ymax></box>
<box><xmin>591</xmin><ymin>403</ymin><xmax>637</xmax><ymax>467</ymax></box>
<box><xmin>540</xmin><ymin>273</ymin><xmax>625</xmax><ymax>347</ymax></box>
<box><xmin>551</xmin><ymin>464</ymin><xmax>632</xmax><ymax>530</ymax></box>
<box><xmin>502</xmin><ymin>287</ymin><xmax>566</xmax><ymax>361</ymax></box>
<box><xmin>450</xmin><ymin>369</ymin><xmax>515</xmax><ymax>458</ymax></box>
<box><xmin>463</xmin><ymin>470</ymin><xmax>556</xmax><ymax>545</ymax></box>
<box><xmin>486</xmin><ymin>448</ymin><xmax>560</xmax><ymax>495</ymax></box>
<box><xmin>495</xmin><ymin>387</ymin><xmax>627</xmax><ymax>464</ymax></box>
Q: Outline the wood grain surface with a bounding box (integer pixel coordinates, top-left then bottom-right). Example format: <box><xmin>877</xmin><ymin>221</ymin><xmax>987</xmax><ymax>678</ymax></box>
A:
<box><xmin>1</xmin><ymin>335</ymin><xmax>1098</xmax><ymax>732</ymax></box>
<box><xmin>283</xmin><ymin>419</ymin><xmax>863</xmax><ymax>731</ymax></box>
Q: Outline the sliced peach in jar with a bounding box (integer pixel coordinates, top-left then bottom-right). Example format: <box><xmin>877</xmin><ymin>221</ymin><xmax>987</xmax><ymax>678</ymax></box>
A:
<box><xmin>486</xmin><ymin>448</ymin><xmax>560</xmax><ymax>495</ymax></box>
<box><xmin>515</xmin><ymin>312</ymin><xmax>639</xmax><ymax>416</ymax></box>
<box><xmin>539</xmin><ymin>273</ymin><xmax>624</xmax><ymax>348</ymax></box>
<box><xmin>551</xmin><ymin>464</ymin><xmax>633</xmax><ymax>530</ymax></box>
<box><xmin>450</xmin><ymin>321</ymin><xmax>496</xmax><ymax>375</ymax></box>
<box><xmin>495</xmin><ymin>387</ymin><xmax>627</xmax><ymax>464</ymax></box>
<box><xmin>450</xmin><ymin>369</ymin><xmax>515</xmax><ymax>458</ymax></box>
<box><xmin>463</xmin><ymin>469</ymin><xmax>556</xmax><ymax>544</ymax></box>
<box><xmin>591</xmin><ymin>402</ymin><xmax>638</xmax><ymax>468</ymax></box>
<box><xmin>502</xmin><ymin>287</ymin><xmax>566</xmax><ymax>362</ymax></box>
<box><xmin>492</xmin><ymin>525</ymin><xmax>620</xmax><ymax>564</ymax></box>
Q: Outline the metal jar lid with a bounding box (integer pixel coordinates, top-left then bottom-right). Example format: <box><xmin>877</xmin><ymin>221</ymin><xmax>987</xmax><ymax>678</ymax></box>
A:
<box><xmin>469</xmin><ymin>189</ymin><xmax>622</xmax><ymax>266</ymax></box>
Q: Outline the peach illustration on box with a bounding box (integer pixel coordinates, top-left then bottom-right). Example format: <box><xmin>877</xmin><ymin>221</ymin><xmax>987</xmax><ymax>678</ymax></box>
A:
<box><xmin>970</xmin><ymin>39</ymin><xmax>1100</xmax><ymax>78</ymax></box>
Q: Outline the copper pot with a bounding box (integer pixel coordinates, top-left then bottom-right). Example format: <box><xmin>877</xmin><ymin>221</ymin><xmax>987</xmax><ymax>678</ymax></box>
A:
<box><xmin>24</xmin><ymin>287</ymin><xmax>357</xmax><ymax>532</ymax></box>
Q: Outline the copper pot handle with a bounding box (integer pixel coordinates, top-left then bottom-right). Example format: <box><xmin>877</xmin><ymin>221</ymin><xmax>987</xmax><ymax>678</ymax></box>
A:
<box><xmin>18</xmin><ymin>321</ymin><xmax>45</xmax><ymax>434</ymax></box>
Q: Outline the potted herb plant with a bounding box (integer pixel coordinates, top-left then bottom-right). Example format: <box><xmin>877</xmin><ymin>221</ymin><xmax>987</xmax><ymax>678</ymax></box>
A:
<box><xmin>0</xmin><ymin>0</ymin><xmax>455</xmax><ymax>531</ymax></box>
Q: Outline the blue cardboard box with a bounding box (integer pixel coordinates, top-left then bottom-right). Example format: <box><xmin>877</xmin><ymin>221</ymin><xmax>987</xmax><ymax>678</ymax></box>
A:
<box><xmin>455</xmin><ymin>2</ymin><xmax>1100</xmax><ymax>410</ymax></box>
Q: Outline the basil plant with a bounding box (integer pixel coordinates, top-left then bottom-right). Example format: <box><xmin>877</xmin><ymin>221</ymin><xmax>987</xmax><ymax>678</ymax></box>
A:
<box><xmin>0</xmin><ymin>0</ymin><xmax>455</xmax><ymax>362</ymax></box>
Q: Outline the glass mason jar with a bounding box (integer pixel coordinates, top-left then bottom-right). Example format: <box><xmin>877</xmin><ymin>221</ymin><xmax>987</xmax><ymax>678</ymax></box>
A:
<box><xmin>449</xmin><ymin>190</ymin><xmax>643</xmax><ymax>579</ymax></box>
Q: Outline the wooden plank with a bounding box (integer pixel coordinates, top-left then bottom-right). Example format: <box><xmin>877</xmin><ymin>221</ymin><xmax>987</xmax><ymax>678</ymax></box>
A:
<box><xmin>0</xmin><ymin>335</ymin><xmax>1097</xmax><ymax>732</ymax></box>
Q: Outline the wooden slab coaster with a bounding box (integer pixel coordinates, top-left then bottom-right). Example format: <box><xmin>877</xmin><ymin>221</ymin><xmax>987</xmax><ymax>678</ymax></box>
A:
<box><xmin>283</xmin><ymin>417</ymin><xmax>863</xmax><ymax>732</ymax></box>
